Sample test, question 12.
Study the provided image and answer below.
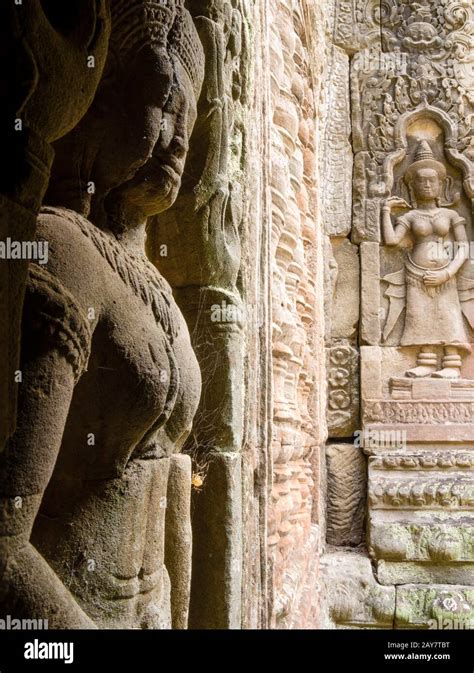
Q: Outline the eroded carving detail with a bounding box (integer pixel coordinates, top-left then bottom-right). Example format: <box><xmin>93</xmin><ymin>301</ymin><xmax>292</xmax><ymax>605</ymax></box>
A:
<box><xmin>326</xmin><ymin>444</ymin><xmax>366</xmax><ymax>546</ymax></box>
<box><xmin>363</xmin><ymin>399</ymin><xmax>474</xmax><ymax>424</ymax></box>
<box><xmin>0</xmin><ymin>1</ymin><xmax>204</xmax><ymax>629</ymax></box>
<box><xmin>267</xmin><ymin>0</ymin><xmax>322</xmax><ymax>629</ymax></box>
<box><xmin>382</xmin><ymin>140</ymin><xmax>472</xmax><ymax>378</ymax></box>
<box><xmin>327</xmin><ymin>342</ymin><xmax>360</xmax><ymax>437</ymax></box>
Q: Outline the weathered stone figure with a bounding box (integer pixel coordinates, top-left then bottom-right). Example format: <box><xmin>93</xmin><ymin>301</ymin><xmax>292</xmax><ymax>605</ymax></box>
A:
<box><xmin>382</xmin><ymin>141</ymin><xmax>471</xmax><ymax>379</ymax></box>
<box><xmin>0</xmin><ymin>0</ymin><xmax>110</xmax><ymax>450</ymax></box>
<box><xmin>0</xmin><ymin>0</ymin><xmax>203</xmax><ymax>629</ymax></box>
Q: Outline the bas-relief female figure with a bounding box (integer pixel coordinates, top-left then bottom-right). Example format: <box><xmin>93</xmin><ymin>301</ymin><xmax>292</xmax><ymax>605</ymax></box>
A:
<box><xmin>382</xmin><ymin>140</ymin><xmax>472</xmax><ymax>379</ymax></box>
<box><xmin>0</xmin><ymin>1</ymin><xmax>204</xmax><ymax>629</ymax></box>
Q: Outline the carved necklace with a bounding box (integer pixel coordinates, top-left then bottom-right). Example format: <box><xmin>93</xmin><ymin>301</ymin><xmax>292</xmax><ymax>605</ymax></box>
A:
<box><xmin>41</xmin><ymin>206</ymin><xmax>180</xmax><ymax>343</ymax></box>
<box><xmin>415</xmin><ymin>208</ymin><xmax>442</xmax><ymax>219</ymax></box>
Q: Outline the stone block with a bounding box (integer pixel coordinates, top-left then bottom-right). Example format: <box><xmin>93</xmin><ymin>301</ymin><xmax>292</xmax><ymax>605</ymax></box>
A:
<box><xmin>320</xmin><ymin>550</ymin><xmax>395</xmax><ymax>628</ymax></box>
<box><xmin>327</xmin><ymin>341</ymin><xmax>359</xmax><ymax>437</ymax></box>
<box><xmin>395</xmin><ymin>585</ymin><xmax>474</xmax><ymax>629</ymax></box>
<box><xmin>326</xmin><ymin>443</ymin><xmax>366</xmax><ymax>546</ymax></box>
<box><xmin>331</xmin><ymin>238</ymin><xmax>360</xmax><ymax>340</ymax></box>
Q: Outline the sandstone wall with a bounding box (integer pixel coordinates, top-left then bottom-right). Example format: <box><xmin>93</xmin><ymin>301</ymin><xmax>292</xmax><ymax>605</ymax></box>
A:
<box><xmin>3</xmin><ymin>0</ymin><xmax>473</xmax><ymax>631</ymax></box>
<box><xmin>321</xmin><ymin>0</ymin><xmax>474</xmax><ymax>629</ymax></box>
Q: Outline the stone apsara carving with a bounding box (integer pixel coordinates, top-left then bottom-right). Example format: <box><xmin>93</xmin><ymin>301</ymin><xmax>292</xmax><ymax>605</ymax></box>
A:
<box><xmin>351</xmin><ymin>1</ymin><xmax>474</xmax><ymax>247</ymax></box>
<box><xmin>0</xmin><ymin>0</ymin><xmax>204</xmax><ymax>629</ymax></box>
<box><xmin>146</xmin><ymin>0</ymin><xmax>248</xmax><ymax>452</ymax></box>
<box><xmin>145</xmin><ymin>0</ymin><xmax>251</xmax><ymax>629</ymax></box>
<box><xmin>0</xmin><ymin>1</ymin><xmax>110</xmax><ymax>450</ymax></box>
<box><xmin>381</xmin><ymin>140</ymin><xmax>472</xmax><ymax>378</ymax></box>
<box><xmin>354</xmin><ymin>0</ymin><xmax>474</xmax><ymax>612</ymax></box>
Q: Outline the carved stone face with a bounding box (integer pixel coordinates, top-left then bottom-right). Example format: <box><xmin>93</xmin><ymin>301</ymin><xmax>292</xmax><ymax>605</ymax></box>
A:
<box><xmin>412</xmin><ymin>168</ymin><xmax>442</xmax><ymax>201</ymax></box>
<box><xmin>106</xmin><ymin>58</ymin><xmax>198</xmax><ymax>218</ymax></box>
<box><xmin>402</xmin><ymin>22</ymin><xmax>442</xmax><ymax>52</ymax></box>
<box><xmin>48</xmin><ymin>3</ymin><xmax>204</xmax><ymax>227</ymax></box>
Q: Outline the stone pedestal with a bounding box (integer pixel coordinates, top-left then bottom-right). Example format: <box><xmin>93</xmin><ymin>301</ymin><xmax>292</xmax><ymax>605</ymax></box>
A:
<box><xmin>363</xmin><ymin>360</ymin><xmax>474</xmax><ymax>585</ymax></box>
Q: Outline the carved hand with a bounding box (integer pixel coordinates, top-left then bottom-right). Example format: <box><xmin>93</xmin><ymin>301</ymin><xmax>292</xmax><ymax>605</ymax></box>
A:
<box><xmin>423</xmin><ymin>268</ymin><xmax>450</xmax><ymax>287</ymax></box>
<box><xmin>382</xmin><ymin>196</ymin><xmax>411</xmax><ymax>212</ymax></box>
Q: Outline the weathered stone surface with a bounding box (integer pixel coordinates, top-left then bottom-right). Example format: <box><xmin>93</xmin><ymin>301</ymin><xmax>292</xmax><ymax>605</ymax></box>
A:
<box><xmin>360</xmin><ymin>242</ymin><xmax>381</xmax><ymax>346</ymax></box>
<box><xmin>320</xmin><ymin>46</ymin><xmax>352</xmax><ymax>238</ymax></box>
<box><xmin>146</xmin><ymin>0</ymin><xmax>253</xmax><ymax>629</ymax></box>
<box><xmin>188</xmin><ymin>452</ymin><xmax>242</xmax><ymax>630</ymax></box>
<box><xmin>330</xmin><ymin>238</ymin><xmax>360</xmax><ymax>340</ymax></box>
<box><xmin>266</xmin><ymin>0</ymin><xmax>325</xmax><ymax>628</ymax></box>
<box><xmin>165</xmin><ymin>455</ymin><xmax>193</xmax><ymax>630</ymax></box>
<box><xmin>368</xmin><ymin>448</ymin><xmax>474</xmax><ymax>585</ymax></box>
<box><xmin>326</xmin><ymin>444</ymin><xmax>366</xmax><ymax>546</ymax></box>
<box><xmin>0</xmin><ymin>1</ymin><xmax>110</xmax><ymax>450</ymax></box>
<box><xmin>395</xmin><ymin>585</ymin><xmax>474</xmax><ymax>630</ymax></box>
<box><xmin>320</xmin><ymin>550</ymin><xmax>395</xmax><ymax>629</ymax></box>
<box><xmin>324</xmin><ymin>235</ymin><xmax>338</xmax><ymax>340</ymax></box>
<box><xmin>379</xmin><ymin>562</ymin><xmax>474</xmax><ymax>587</ymax></box>
<box><xmin>360</xmin><ymin>346</ymin><xmax>382</xmax><ymax>401</ymax></box>
<box><xmin>327</xmin><ymin>341</ymin><xmax>359</xmax><ymax>438</ymax></box>
<box><xmin>1</xmin><ymin>1</ymin><xmax>204</xmax><ymax>628</ymax></box>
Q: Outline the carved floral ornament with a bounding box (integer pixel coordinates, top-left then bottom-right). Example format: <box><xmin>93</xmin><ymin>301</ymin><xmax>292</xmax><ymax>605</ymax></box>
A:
<box><xmin>381</xmin><ymin>0</ymin><xmax>474</xmax><ymax>60</ymax></box>
<box><xmin>364</xmin><ymin>399</ymin><xmax>474</xmax><ymax>424</ymax></box>
<box><xmin>327</xmin><ymin>345</ymin><xmax>356</xmax><ymax>408</ymax></box>
<box><xmin>370</xmin><ymin>477</ymin><xmax>474</xmax><ymax>508</ymax></box>
<box><xmin>353</xmin><ymin>0</ymin><xmax>474</xmax><ymax>175</ymax></box>
<box><xmin>364</xmin><ymin>104</ymin><xmax>474</xmax><ymax>202</ymax></box>
<box><xmin>373</xmin><ymin>452</ymin><xmax>474</xmax><ymax>469</ymax></box>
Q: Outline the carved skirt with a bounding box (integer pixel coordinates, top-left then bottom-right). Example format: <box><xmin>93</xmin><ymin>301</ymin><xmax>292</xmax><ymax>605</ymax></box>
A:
<box><xmin>401</xmin><ymin>256</ymin><xmax>469</xmax><ymax>351</ymax></box>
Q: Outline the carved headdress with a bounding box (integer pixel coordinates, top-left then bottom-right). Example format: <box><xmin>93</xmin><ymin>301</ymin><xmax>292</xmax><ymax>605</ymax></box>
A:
<box><xmin>168</xmin><ymin>2</ymin><xmax>205</xmax><ymax>98</ymax></box>
<box><xmin>405</xmin><ymin>140</ymin><xmax>447</xmax><ymax>183</ymax></box>
<box><xmin>110</xmin><ymin>0</ymin><xmax>204</xmax><ymax>97</ymax></box>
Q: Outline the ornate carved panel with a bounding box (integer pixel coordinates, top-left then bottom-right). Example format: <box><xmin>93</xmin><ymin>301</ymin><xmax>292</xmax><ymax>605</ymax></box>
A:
<box><xmin>354</xmin><ymin>0</ymin><xmax>474</xmax><ymax>589</ymax></box>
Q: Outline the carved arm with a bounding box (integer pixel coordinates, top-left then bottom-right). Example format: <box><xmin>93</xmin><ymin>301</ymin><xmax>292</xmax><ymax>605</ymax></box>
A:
<box><xmin>0</xmin><ymin>265</ymin><xmax>96</xmax><ymax>627</ymax></box>
<box><xmin>381</xmin><ymin>197</ymin><xmax>411</xmax><ymax>246</ymax></box>
<box><xmin>447</xmin><ymin>219</ymin><xmax>469</xmax><ymax>278</ymax></box>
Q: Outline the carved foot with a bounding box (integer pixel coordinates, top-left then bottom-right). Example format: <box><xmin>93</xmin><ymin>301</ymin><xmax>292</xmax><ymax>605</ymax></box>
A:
<box><xmin>432</xmin><ymin>367</ymin><xmax>461</xmax><ymax>379</ymax></box>
<box><xmin>405</xmin><ymin>365</ymin><xmax>437</xmax><ymax>378</ymax></box>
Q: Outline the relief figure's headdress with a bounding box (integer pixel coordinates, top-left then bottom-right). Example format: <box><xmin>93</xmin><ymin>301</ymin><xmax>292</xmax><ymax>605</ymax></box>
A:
<box><xmin>168</xmin><ymin>2</ymin><xmax>205</xmax><ymax>98</ymax></box>
<box><xmin>110</xmin><ymin>0</ymin><xmax>204</xmax><ymax>98</ymax></box>
<box><xmin>405</xmin><ymin>140</ymin><xmax>447</xmax><ymax>183</ymax></box>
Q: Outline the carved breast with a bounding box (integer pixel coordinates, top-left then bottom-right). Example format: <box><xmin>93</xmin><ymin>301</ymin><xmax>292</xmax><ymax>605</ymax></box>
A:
<box><xmin>411</xmin><ymin>211</ymin><xmax>451</xmax><ymax>239</ymax></box>
<box><xmin>36</xmin><ymin>207</ymin><xmax>201</xmax><ymax>481</ymax></box>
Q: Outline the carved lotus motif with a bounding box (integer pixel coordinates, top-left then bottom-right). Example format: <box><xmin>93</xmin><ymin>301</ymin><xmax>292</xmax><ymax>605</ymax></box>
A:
<box><xmin>329</xmin><ymin>389</ymin><xmax>351</xmax><ymax>410</ymax></box>
<box><xmin>431</xmin><ymin>591</ymin><xmax>473</xmax><ymax>620</ymax></box>
<box><xmin>328</xmin><ymin>367</ymin><xmax>350</xmax><ymax>387</ymax></box>
<box><xmin>329</xmin><ymin>345</ymin><xmax>352</xmax><ymax>366</ymax></box>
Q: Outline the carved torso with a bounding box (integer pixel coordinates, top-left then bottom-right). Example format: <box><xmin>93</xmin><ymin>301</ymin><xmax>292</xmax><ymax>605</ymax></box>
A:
<box><xmin>398</xmin><ymin>207</ymin><xmax>464</xmax><ymax>269</ymax></box>
<box><xmin>27</xmin><ymin>207</ymin><xmax>201</xmax><ymax>627</ymax></box>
